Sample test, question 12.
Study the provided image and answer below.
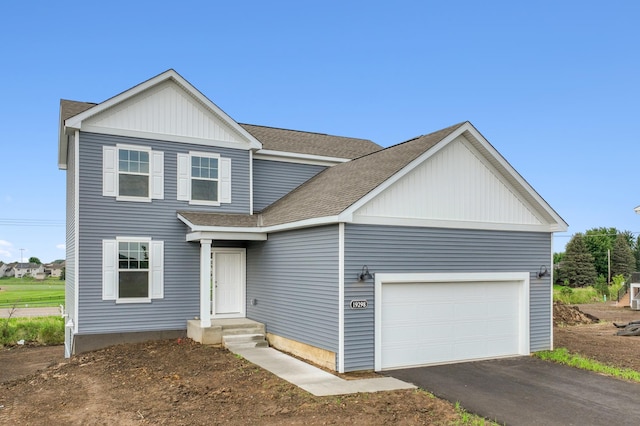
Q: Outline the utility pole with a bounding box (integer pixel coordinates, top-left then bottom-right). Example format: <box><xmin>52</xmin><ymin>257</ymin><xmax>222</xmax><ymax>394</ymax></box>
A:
<box><xmin>19</xmin><ymin>248</ymin><xmax>24</xmax><ymax>264</ymax></box>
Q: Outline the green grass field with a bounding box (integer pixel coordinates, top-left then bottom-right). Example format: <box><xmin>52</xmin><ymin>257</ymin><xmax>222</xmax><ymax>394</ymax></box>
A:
<box><xmin>0</xmin><ymin>277</ymin><xmax>65</xmax><ymax>308</ymax></box>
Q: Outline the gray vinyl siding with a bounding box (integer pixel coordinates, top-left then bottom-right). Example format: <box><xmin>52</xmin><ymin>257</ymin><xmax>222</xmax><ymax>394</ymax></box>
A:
<box><xmin>76</xmin><ymin>132</ymin><xmax>250</xmax><ymax>334</ymax></box>
<box><xmin>252</xmin><ymin>159</ymin><xmax>326</xmax><ymax>211</ymax></box>
<box><xmin>246</xmin><ymin>225</ymin><xmax>339</xmax><ymax>353</ymax></box>
<box><xmin>343</xmin><ymin>224</ymin><xmax>552</xmax><ymax>372</ymax></box>
<box><xmin>64</xmin><ymin>136</ymin><xmax>76</xmax><ymax>357</ymax></box>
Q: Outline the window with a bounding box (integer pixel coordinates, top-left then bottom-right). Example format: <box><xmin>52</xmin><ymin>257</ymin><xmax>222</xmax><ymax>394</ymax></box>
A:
<box><xmin>119</xmin><ymin>149</ymin><xmax>149</xmax><ymax>198</ymax></box>
<box><xmin>191</xmin><ymin>155</ymin><xmax>219</xmax><ymax>202</ymax></box>
<box><xmin>102</xmin><ymin>238</ymin><xmax>164</xmax><ymax>302</ymax></box>
<box><xmin>103</xmin><ymin>144</ymin><xmax>164</xmax><ymax>201</ymax></box>
<box><xmin>177</xmin><ymin>152</ymin><xmax>231</xmax><ymax>205</ymax></box>
<box><xmin>118</xmin><ymin>241</ymin><xmax>149</xmax><ymax>298</ymax></box>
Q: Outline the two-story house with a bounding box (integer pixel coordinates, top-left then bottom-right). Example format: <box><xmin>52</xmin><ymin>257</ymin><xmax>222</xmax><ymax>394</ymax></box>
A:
<box><xmin>14</xmin><ymin>262</ymin><xmax>45</xmax><ymax>279</ymax></box>
<box><xmin>58</xmin><ymin>70</ymin><xmax>567</xmax><ymax>372</ymax></box>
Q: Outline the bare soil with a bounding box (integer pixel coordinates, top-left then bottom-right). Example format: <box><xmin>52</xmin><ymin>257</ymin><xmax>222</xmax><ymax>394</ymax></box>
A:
<box><xmin>0</xmin><ymin>340</ymin><xmax>460</xmax><ymax>425</ymax></box>
<box><xmin>554</xmin><ymin>303</ymin><xmax>640</xmax><ymax>371</ymax></box>
<box><xmin>2</xmin><ymin>303</ymin><xmax>639</xmax><ymax>425</ymax></box>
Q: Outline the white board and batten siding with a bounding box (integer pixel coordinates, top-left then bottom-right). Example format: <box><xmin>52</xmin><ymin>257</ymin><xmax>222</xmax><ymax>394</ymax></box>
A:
<box><xmin>82</xmin><ymin>79</ymin><xmax>250</xmax><ymax>147</ymax></box>
<box><xmin>353</xmin><ymin>135</ymin><xmax>549</xmax><ymax>231</ymax></box>
<box><xmin>375</xmin><ymin>272</ymin><xmax>529</xmax><ymax>371</ymax></box>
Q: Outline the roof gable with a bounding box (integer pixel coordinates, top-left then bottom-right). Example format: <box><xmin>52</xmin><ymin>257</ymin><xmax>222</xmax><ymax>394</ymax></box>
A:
<box><xmin>59</xmin><ymin>70</ymin><xmax>262</xmax><ymax>168</ymax></box>
<box><xmin>353</xmin><ymin>134</ymin><xmax>548</xmax><ymax>230</ymax></box>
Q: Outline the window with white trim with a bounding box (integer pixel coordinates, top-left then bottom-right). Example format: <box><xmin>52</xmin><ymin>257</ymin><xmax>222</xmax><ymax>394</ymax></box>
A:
<box><xmin>177</xmin><ymin>151</ymin><xmax>231</xmax><ymax>205</ymax></box>
<box><xmin>102</xmin><ymin>238</ymin><xmax>164</xmax><ymax>303</ymax></box>
<box><xmin>103</xmin><ymin>144</ymin><xmax>164</xmax><ymax>201</ymax></box>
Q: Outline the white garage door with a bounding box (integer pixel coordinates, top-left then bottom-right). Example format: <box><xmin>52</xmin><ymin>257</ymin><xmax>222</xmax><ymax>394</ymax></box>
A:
<box><xmin>375</xmin><ymin>272</ymin><xmax>529</xmax><ymax>371</ymax></box>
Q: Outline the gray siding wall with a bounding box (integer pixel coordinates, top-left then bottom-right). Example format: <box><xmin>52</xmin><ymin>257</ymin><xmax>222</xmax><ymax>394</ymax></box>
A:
<box><xmin>77</xmin><ymin>132</ymin><xmax>250</xmax><ymax>334</ymax></box>
<box><xmin>252</xmin><ymin>159</ymin><xmax>326</xmax><ymax>211</ymax></box>
<box><xmin>246</xmin><ymin>225</ymin><xmax>339</xmax><ymax>352</ymax></box>
<box><xmin>343</xmin><ymin>224</ymin><xmax>552</xmax><ymax>372</ymax></box>
<box><xmin>65</xmin><ymin>136</ymin><xmax>76</xmax><ymax>357</ymax></box>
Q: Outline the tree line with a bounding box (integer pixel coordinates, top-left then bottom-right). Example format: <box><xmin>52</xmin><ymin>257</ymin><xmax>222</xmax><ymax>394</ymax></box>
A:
<box><xmin>555</xmin><ymin>227</ymin><xmax>638</xmax><ymax>288</ymax></box>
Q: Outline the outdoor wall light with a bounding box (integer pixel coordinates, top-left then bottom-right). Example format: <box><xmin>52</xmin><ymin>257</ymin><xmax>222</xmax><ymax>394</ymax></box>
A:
<box><xmin>537</xmin><ymin>265</ymin><xmax>550</xmax><ymax>279</ymax></box>
<box><xmin>358</xmin><ymin>265</ymin><xmax>374</xmax><ymax>281</ymax></box>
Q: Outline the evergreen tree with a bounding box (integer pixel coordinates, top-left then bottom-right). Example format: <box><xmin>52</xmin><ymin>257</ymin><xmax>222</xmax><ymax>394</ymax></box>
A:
<box><xmin>584</xmin><ymin>227</ymin><xmax>617</xmax><ymax>278</ymax></box>
<box><xmin>611</xmin><ymin>233</ymin><xmax>635</xmax><ymax>278</ymax></box>
<box><xmin>563</xmin><ymin>233</ymin><xmax>597</xmax><ymax>287</ymax></box>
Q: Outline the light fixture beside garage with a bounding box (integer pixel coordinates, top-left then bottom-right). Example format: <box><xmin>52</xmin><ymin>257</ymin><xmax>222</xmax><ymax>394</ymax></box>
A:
<box><xmin>358</xmin><ymin>265</ymin><xmax>374</xmax><ymax>281</ymax></box>
<box><xmin>537</xmin><ymin>265</ymin><xmax>550</xmax><ymax>279</ymax></box>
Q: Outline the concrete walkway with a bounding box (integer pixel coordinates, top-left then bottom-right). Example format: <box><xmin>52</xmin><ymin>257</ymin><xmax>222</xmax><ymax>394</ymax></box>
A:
<box><xmin>228</xmin><ymin>345</ymin><xmax>416</xmax><ymax>396</ymax></box>
<box><xmin>0</xmin><ymin>307</ymin><xmax>61</xmax><ymax>318</ymax></box>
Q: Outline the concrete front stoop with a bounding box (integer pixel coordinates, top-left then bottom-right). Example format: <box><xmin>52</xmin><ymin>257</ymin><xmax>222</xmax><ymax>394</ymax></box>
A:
<box><xmin>187</xmin><ymin>318</ymin><xmax>267</xmax><ymax>347</ymax></box>
<box><xmin>223</xmin><ymin>333</ymin><xmax>269</xmax><ymax>349</ymax></box>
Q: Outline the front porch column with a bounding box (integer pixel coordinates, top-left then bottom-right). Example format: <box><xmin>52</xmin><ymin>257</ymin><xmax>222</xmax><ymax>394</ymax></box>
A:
<box><xmin>200</xmin><ymin>239</ymin><xmax>212</xmax><ymax>327</ymax></box>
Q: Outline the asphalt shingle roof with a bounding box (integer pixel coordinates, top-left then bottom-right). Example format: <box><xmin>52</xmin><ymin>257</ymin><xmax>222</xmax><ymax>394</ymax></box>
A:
<box><xmin>60</xmin><ymin>99</ymin><xmax>96</xmax><ymax>122</ymax></box>
<box><xmin>178</xmin><ymin>122</ymin><xmax>466</xmax><ymax>229</ymax></box>
<box><xmin>240</xmin><ymin>124</ymin><xmax>381</xmax><ymax>160</ymax></box>
<box><xmin>178</xmin><ymin>212</ymin><xmax>259</xmax><ymax>228</ymax></box>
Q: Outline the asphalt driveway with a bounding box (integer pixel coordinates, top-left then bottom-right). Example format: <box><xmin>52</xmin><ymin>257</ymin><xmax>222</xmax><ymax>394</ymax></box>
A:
<box><xmin>384</xmin><ymin>357</ymin><xmax>640</xmax><ymax>426</ymax></box>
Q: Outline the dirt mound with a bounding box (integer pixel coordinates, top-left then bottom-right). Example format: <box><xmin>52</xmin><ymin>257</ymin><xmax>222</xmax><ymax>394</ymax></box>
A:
<box><xmin>554</xmin><ymin>301</ymin><xmax>599</xmax><ymax>326</ymax></box>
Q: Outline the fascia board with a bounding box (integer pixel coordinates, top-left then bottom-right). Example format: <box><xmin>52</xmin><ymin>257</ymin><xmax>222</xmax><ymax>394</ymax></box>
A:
<box><xmin>186</xmin><ymin>231</ymin><xmax>267</xmax><ymax>242</ymax></box>
<box><xmin>462</xmin><ymin>124</ymin><xmax>569</xmax><ymax>231</ymax></box>
<box><xmin>254</xmin><ymin>150</ymin><xmax>350</xmax><ymax>166</ymax></box>
<box><xmin>339</xmin><ymin>123</ymin><xmax>467</xmax><ymax>220</ymax></box>
<box><xmin>65</xmin><ymin>69</ymin><xmax>263</xmax><ymax>150</ymax></box>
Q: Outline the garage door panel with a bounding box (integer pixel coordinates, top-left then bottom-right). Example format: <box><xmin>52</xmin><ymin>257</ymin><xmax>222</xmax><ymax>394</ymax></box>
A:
<box><xmin>379</xmin><ymin>275</ymin><xmax>528</xmax><ymax>370</ymax></box>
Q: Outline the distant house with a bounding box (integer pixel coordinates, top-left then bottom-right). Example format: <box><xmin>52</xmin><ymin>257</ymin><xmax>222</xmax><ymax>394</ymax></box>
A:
<box><xmin>45</xmin><ymin>262</ymin><xmax>65</xmax><ymax>278</ymax></box>
<box><xmin>58</xmin><ymin>69</ymin><xmax>568</xmax><ymax>372</ymax></box>
<box><xmin>14</xmin><ymin>263</ymin><xmax>45</xmax><ymax>278</ymax></box>
<box><xmin>0</xmin><ymin>262</ymin><xmax>7</xmax><ymax>277</ymax></box>
<box><xmin>1</xmin><ymin>262</ymin><xmax>16</xmax><ymax>278</ymax></box>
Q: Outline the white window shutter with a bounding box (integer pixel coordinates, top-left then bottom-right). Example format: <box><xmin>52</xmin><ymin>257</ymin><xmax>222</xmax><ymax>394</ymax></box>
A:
<box><xmin>151</xmin><ymin>150</ymin><xmax>164</xmax><ymax>200</ymax></box>
<box><xmin>220</xmin><ymin>157</ymin><xmax>231</xmax><ymax>203</ymax></box>
<box><xmin>102</xmin><ymin>240</ymin><xmax>117</xmax><ymax>300</ymax></box>
<box><xmin>150</xmin><ymin>240</ymin><xmax>164</xmax><ymax>299</ymax></box>
<box><xmin>177</xmin><ymin>153</ymin><xmax>189</xmax><ymax>201</ymax></box>
<box><xmin>103</xmin><ymin>146</ymin><xmax>117</xmax><ymax>197</ymax></box>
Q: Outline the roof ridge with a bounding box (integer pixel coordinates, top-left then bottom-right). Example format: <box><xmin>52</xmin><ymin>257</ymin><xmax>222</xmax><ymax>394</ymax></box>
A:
<box><xmin>240</xmin><ymin>122</ymin><xmax>377</xmax><ymax>142</ymax></box>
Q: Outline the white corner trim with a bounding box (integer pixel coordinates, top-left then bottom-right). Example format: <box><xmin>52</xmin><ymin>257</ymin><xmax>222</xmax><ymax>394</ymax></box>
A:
<box><xmin>73</xmin><ymin>130</ymin><xmax>80</xmax><ymax>334</ymax></box>
<box><xmin>338</xmin><ymin>223</ymin><xmax>345</xmax><ymax>373</ymax></box>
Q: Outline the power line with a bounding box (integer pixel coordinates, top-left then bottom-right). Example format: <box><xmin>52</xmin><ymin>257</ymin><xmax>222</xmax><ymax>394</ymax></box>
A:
<box><xmin>0</xmin><ymin>218</ymin><xmax>64</xmax><ymax>227</ymax></box>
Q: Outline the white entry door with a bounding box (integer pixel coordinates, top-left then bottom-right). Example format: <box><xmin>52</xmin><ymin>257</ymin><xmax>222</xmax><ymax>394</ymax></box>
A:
<box><xmin>211</xmin><ymin>249</ymin><xmax>245</xmax><ymax>317</ymax></box>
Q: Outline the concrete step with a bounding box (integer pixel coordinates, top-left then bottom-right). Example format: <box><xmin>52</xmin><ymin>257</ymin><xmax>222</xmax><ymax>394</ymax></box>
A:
<box><xmin>223</xmin><ymin>333</ymin><xmax>269</xmax><ymax>349</ymax></box>
<box><xmin>221</xmin><ymin>326</ymin><xmax>265</xmax><ymax>336</ymax></box>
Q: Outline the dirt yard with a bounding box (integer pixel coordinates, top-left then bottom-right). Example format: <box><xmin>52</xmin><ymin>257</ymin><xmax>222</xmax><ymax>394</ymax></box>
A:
<box><xmin>554</xmin><ymin>303</ymin><xmax>640</xmax><ymax>371</ymax></box>
<box><xmin>2</xmin><ymin>303</ymin><xmax>639</xmax><ymax>425</ymax></box>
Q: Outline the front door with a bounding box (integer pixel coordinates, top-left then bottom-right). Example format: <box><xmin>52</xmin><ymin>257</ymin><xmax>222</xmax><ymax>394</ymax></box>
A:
<box><xmin>211</xmin><ymin>248</ymin><xmax>245</xmax><ymax>317</ymax></box>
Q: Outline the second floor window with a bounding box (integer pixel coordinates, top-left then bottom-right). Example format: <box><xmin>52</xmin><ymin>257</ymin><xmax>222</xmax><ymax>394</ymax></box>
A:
<box><xmin>177</xmin><ymin>151</ymin><xmax>231</xmax><ymax>206</ymax></box>
<box><xmin>191</xmin><ymin>155</ymin><xmax>219</xmax><ymax>202</ymax></box>
<box><xmin>119</xmin><ymin>149</ymin><xmax>149</xmax><ymax>198</ymax></box>
<box><xmin>103</xmin><ymin>144</ymin><xmax>164</xmax><ymax>202</ymax></box>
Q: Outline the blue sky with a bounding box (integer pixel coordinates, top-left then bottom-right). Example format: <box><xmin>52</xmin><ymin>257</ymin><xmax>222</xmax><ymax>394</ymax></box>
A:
<box><xmin>1</xmin><ymin>1</ymin><xmax>639</xmax><ymax>263</ymax></box>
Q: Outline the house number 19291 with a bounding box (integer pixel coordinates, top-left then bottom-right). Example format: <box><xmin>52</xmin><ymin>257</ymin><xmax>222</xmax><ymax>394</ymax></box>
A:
<box><xmin>350</xmin><ymin>300</ymin><xmax>368</xmax><ymax>309</ymax></box>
